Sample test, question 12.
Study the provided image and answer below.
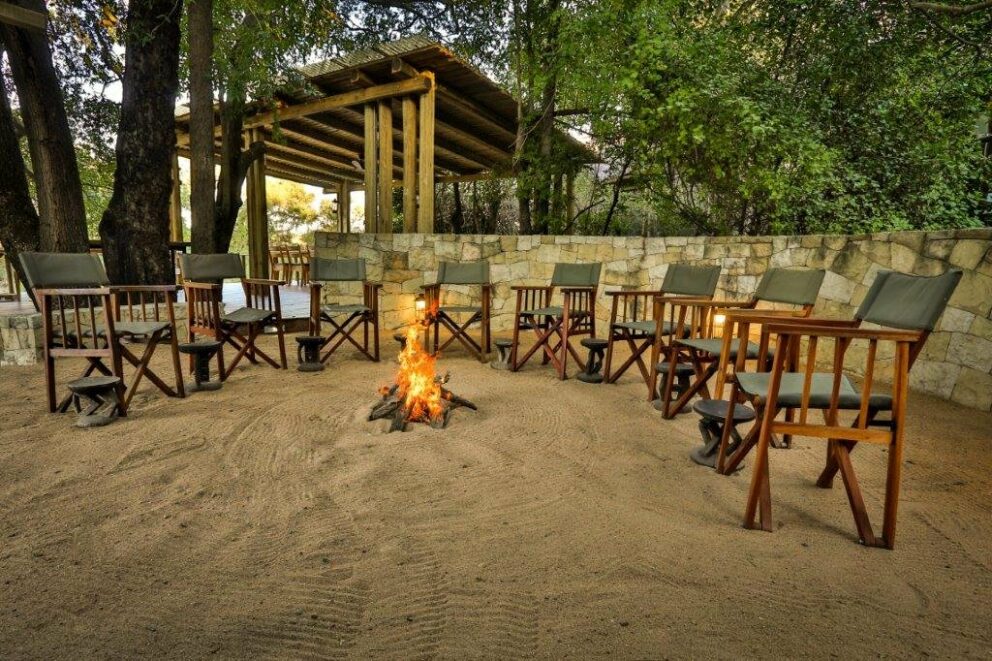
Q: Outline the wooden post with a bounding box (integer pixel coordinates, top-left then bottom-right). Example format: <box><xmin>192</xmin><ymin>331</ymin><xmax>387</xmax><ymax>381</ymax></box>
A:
<box><xmin>338</xmin><ymin>182</ymin><xmax>351</xmax><ymax>233</ymax></box>
<box><xmin>402</xmin><ymin>96</ymin><xmax>418</xmax><ymax>233</ymax></box>
<box><xmin>377</xmin><ymin>101</ymin><xmax>394</xmax><ymax>234</ymax></box>
<box><xmin>417</xmin><ymin>72</ymin><xmax>436</xmax><ymax>233</ymax></box>
<box><xmin>169</xmin><ymin>152</ymin><xmax>183</xmax><ymax>242</ymax></box>
<box><xmin>363</xmin><ymin>104</ymin><xmax>378</xmax><ymax>232</ymax></box>
<box><xmin>246</xmin><ymin>128</ymin><xmax>269</xmax><ymax>278</ymax></box>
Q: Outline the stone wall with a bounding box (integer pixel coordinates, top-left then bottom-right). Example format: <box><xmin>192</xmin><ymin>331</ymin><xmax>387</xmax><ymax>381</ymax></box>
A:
<box><xmin>315</xmin><ymin>228</ymin><xmax>992</xmax><ymax>411</ymax></box>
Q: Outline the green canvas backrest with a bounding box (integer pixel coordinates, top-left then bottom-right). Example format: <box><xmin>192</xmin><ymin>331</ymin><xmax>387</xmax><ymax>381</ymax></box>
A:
<box><xmin>19</xmin><ymin>252</ymin><xmax>109</xmax><ymax>291</ymax></box>
<box><xmin>437</xmin><ymin>260</ymin><xmax>489</xmax><ymax>285</ymax></box>
<box><xmin>855</xmin><ymin>269</ymin><xmax>963</xmax><ymax>331</ymax></box>
<box><xmin>311</xmin><ymin>257</ymin><xmax>366</xmax><ymax>282</ymax></box>
<box><xmin>662</xmin><ymin>264</ymin><xmax>721</xmax><ymax>297</ymax></box>
<box><xmin>754</xmin><ymin>267</ymin><xmax>825</xmax><ymax>306</ymax></box>
<box><xmin>551</xmin><ymin>262</ymin><xmax>602</xmax><ymax>288</ymax></box>
<box><xmin>180</xmin><ymin>253</ymin><xmax>245</xmax><ymax>281</ymax></box>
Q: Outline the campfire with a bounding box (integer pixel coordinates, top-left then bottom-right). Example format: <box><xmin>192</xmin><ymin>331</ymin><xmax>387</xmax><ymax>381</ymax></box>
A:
<box><xmin>369</xmin><ymin>325</ymin><xmax>477</xmax><ymax>432</ymax></box>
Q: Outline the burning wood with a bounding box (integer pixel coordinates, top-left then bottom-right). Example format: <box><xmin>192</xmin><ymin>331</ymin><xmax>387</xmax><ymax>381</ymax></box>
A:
<box><xmin>369</xmin><ymin>326</ymin><xmax>477</xmax><ymax>432</ymax></box>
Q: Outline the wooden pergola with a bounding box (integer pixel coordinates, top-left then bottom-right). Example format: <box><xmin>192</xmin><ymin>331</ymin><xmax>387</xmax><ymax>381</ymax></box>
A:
<box><xmin>173</xmin><ymin>35</ymin><xmax>590</xmax><ymax>277</ymax></box>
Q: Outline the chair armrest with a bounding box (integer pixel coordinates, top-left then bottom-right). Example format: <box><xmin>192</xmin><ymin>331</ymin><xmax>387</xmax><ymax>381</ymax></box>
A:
<box><xmin>510</xmin><ymin>285</ymin><xmax>553</xmax><ymax>292</ymax></box>
<box><xmin>766</xmin><ymin>324</ymin><xmax>923</xmax><ymax>343</ymax></box>
<box><xmin>110</xmin><ymin>285</ymin><xmax>178</xmax><ymax>294</ymax></box>
<box><xmin>560</xmin><ymin>286</ymin><xmax>596</xmax><ymax>294</ymax></box>
<box><xmin>35</xmin><ymin>287</ymin><xmax>113</xmax><ymax>297</ymax></box>
<box><xmin>655</xmin><ymin>296</ymin><xmax>751</xmax><ymax>308</ymax></box>
<box><xmin>244</xmin><ymin>278</ymin><xmax>286</xmax><ymax>287</ymax></box>
<box><xmin>606</xmin><ymin>290</ymin><xmax>664</xmax><ymax>297</ymax></box>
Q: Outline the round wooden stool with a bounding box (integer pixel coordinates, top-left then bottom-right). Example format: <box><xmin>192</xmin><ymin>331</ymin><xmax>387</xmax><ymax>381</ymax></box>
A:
<box><xmin>689</xmin><ymin>399</ymin><xmax>756</xmax><ymax>469</ymax></box>
<box><xmin>178</xmin><ymin>341</ymin><xmax>223</xmax><ymax>392</ymax></box>
<box><xmin>652</xmin><ymin>361</ymin><xmax>694</xmax><ymax>411</ymax></box>
<box><xmin>490</xmin><ymin>339</ymin><xmax>513</xmax><ymax>370</ymax></box>
<box><xmin>66</xmin><ymin>376</ymin><xmax>123</xmax><ymax>428</ymax></box>
<box><xmin>577</xmin><ymin>338</ymin><xmax>609</xmax><ymax>383</ymax></box>
<box><xmin>296</xmin><ymin>335</ymin><xmax>325</xmax><ymax>372</ymax></box>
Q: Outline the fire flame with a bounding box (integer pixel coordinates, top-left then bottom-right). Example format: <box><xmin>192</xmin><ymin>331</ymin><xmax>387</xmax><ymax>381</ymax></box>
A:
<box><xmin>394</xmin><ymin>325</ymin><xmax>444</xmax><ymax>422</ymax></box>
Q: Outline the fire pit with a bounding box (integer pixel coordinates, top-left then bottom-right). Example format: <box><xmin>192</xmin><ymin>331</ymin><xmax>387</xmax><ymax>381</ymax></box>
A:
<box><xmin>368</xmin><ymin>326</ymin><xmax>477</xmax><ymax>432</ymax></box>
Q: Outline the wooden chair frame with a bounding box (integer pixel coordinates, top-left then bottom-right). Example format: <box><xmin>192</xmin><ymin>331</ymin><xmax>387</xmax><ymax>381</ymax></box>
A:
<box><xmin>603</xmin><ymin>289</ymin><xmax>664</xmax><ymax>396</ymax></box>
<box><xmin>422</xmin><ymin>283</ymin><xmax>492</xmax><ymax>362</ymax></box>
<box><xmin>109</xmin><ymin>285</ymin><xmax>186</xmax><ymax>410</ymax></box>
<box><xmin>36</xmin><ymin>287</ymin><xmax>125</xmax><ymax>415</ymax></box>
<box><xmin>183</xmin><ymin>278</ymin><xmax>288</xmax><ymax>379</ymax></box>
<box><xmin>309</xmin><ymin>280</ymin><xmax>382</xmax><ymax>363</ymax></box>
<box><xmin>510</xmin><ymin>285</ymin><xmax>598</xmax><ymax>380</ymax></box>
<box><xmin>657</xmin><ymin>296</ymin><xmax>814</xmax><ymax>419</ymax></box>
<box><xmin>740</xmin><ymin>322</ymin><xmax>921</xmax><ymax>549</ymax></box>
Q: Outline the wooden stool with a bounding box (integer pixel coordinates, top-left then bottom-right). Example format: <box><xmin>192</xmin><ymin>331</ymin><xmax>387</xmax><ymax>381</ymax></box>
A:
<box><xmin>653</xmin><ymin>361</ymin><xmax>694</xmax><ymax>411</ymax></box>
<box><xmin>296</xmin><ymin>335</ymin><xmax>325</xmax><ymax>372</ymax></box>
<box><xmin>577</xmin><ymin>338</ymin><xmax>608</xmax><ymax>383</ymax></box>
<box><xmin>689</xmin><ymin>399</ymin><xmax>756</xmax><ymax>469</ymax></box>
<box><xmin>490</xmin><ymin>339</ymin><xmax>513</xmax><ymax>370</ymax></box>
<box><xmin>66</xmin><ymin>376</ymin><xmax>123</xmax><ymax>428</ymax></box>
<box><xmin>178</xmin><ymin>341</ymin><xmax>222</xmax><ymax>392</ymax></box>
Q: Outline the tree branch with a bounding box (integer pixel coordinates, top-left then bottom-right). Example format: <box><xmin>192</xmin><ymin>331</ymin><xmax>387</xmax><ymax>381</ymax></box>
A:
<box><xmin>909</xmin><ymin>0</ymin><xmax>992</xmax><ymax>15</ymax></box>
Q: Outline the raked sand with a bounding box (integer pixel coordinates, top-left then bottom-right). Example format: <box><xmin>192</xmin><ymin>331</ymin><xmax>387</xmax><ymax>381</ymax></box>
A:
<box><xmin>0</xmin><ymin>335</ymin><xmax>990</xmax><ymax>658</ymax></box>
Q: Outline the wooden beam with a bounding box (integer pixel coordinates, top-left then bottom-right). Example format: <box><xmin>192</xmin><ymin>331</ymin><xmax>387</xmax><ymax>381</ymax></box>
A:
<box><xmin>402</xmin><ymin>96</ymin><xmax>418</xmax><ymax>233</ymax></box>
<box><xmin>169</xmin><ymin>152</ymin><xmax>183</xmax><ymax>241</ymax></box>
<box><xmin>246</xmin><ymin>128</ymin><xmax>269</xmax><ymax>278</ymax></box>
<box><xmin>0</xmin><ymin>4</ymin><xmax>46</xmax><ymax>31</ymax></box>
<box><xmin>243</xmin><ymin>77</ymin><xmax>431</xmax><ymax>131</ymax></box>
<box><xmin>265</xmin><ymin>165</ymin><xmax>341</xmax><ymax>190</ymax></box>
<box><xmin>363</xmin><ymin>104</ymin><xmax>378</xmax><ymax>232</ymax></box>
<box><xmin>263</xmin><ymin>140</ymin><xmax>365</xmax><ymax>179</ymax></box>
<box><xmin>417</xmin><ymin>72</ymin><xmax>436</xmax><ymax>234</ymax></box>
<box><xmin>338</xmin><ymin>182</ymin><xmax>351</xmax><ymax>232</ymax></box>
<box><xmin>377</xmin><ymin>100</ymin><xmax>394</xmax><ymax>234</ymax></box>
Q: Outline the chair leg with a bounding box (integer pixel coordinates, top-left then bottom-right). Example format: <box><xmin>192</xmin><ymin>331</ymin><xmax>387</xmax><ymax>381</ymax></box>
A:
<box><xmin>603</xmin><ymin>332</ymin><xmax>616</xmax><ymax>383</ymax></box>
<box><xmin>743</xmin><ymin>419</ymin><xmax>774</xmax><ymax>532</ymax></box>
<box><xmin>833</xmin><ymin>441</ymin><xmax>878</xmax><ymax>546</ymax></box>
<box><xmin>277</xmin><ymin>320</ymin><xmax>288</xmax><ymax>369</ymax></box>
<box><xmin>45</xmin><ymin>353</ymin><xmax>57</xmax><ymax>413</ymax></box>
<box><xmin>881</xmin><ymin>425</ymin><xmax>905</xmax><ymax>550</ymax></box>
<box><xmin>510</xmin><ymin>318</ymin><xmax>521</xmax><ymax>372</ymax></box>
<box><xmin>170</xmin><ymin>330</ymin><xmax>186</xmax><ymax>398</ymax></box>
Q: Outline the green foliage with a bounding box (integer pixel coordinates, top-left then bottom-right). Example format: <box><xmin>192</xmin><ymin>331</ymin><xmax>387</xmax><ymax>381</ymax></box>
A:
<box><xmin>572</xmin><ymin>0</ymin><xmax>990</xmax><ymax>236</ymax></box>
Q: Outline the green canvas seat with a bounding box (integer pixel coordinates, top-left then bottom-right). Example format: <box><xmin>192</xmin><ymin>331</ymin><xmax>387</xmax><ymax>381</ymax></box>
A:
<box><xmin>309</xmin><ymin>256</ymin><xmax>381</xmax><ymax>362</ymax></box>
<box><xmin>614</xmin><ymin>319</ymin><xmax>661</xmax><ymax>335</ymax></box>
<box><xmin>736</xmin><ymin>372</ymin><xmax>893</xmax><ymax>411</ymax></box>
<box><xmin>424</xmin><ymin>261</ymin><xmax>492</xmax><ymax>361</ymax></box>
<box><xmin>222</xmin><ymin>307</ymin><xmax>275</xmax><ymax>325</ymax></box>
<box><xmin>679</xmin><ymin>337</ymin><xmax>762</xmax><ymax>360</ymax></box>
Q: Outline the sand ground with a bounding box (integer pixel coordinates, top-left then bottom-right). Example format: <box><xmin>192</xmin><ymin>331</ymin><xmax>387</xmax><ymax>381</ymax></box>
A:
<box><xmin>0</xmin><ymin>334</ymin><xmax>990</xmax><ymax>659</ymax></box>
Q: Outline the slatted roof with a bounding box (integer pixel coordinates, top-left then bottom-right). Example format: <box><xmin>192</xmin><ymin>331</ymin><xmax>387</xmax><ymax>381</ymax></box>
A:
<box><xmin>175</xmin><ymin>35</ymin><xmax>593</xmax><ymax>190</ymax></box>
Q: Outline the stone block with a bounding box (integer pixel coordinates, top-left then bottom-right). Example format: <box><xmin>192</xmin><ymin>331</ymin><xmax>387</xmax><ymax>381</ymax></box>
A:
<box><xmin>950</xmin><ymin>367</ymin><xmax>992</xmax><ymax>411</ymax></box>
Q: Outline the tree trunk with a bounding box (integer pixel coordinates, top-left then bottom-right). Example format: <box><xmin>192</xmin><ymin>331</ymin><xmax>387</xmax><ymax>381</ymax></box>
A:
<box><xmin>0</xmin><ymin>0</ymin><xmax>87</xmax><ymax>254</ymax></box>
<box><xmin>188</xmin><ymin>0</ymin><xmax>217</xmax><ymax>254</ymax></box>
<box><xmin>99</xmin><ymin>0</ymin><xmax>184</xmax><ymax>284</ymax></box>
<box><xmin>213</xmin><ymin>83</ymin><xmax>264</xmax><ymax>253</ymax></box>
<box><xmin>0</xmin><ymin>71</ymin><xmax>40</xmax><ymax>297</ymax></box>
<box><xmin>450</xmin><ymin>182</ymin><xmax>464</xmax><ymax>233</ymax></box>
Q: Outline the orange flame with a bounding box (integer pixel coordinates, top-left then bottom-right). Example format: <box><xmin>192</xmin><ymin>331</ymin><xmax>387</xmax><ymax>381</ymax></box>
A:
<box><xmin>394</xmin><ymin>325</ymin><xmax>444</xmax><ymax>422</ymax></box>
